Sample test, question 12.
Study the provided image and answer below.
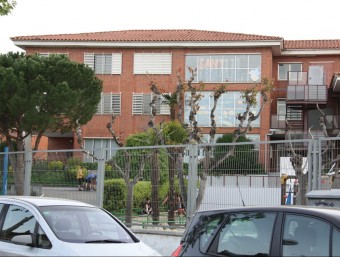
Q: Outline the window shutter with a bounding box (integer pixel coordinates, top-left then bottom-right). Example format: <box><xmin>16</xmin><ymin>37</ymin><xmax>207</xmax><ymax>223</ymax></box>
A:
<box><xmin>96</xmin><ymin>92</ymin><xmax>104</xmax><ymax>114</ymax></box>
<box><xmin>84</xmin><ymin>53</ymin><xmax>95</xmax><ymax>69</ymax></box>
<box><xmin>112</xmin><ymin>93</ymin><xmax>121</xmax><ymax>115</ymax></box>
<box><xmin>159</xmin><ymin>94</ymin><xmax>171</xmax><ymax>115</ymax></box>
<box><xmin>143</xmin><ymin>93</ymin><xmax>152</xmax><ymax>114</ymax></box>
<box><xmin>94</xmin><ymin>54</ymin><xmax>104</xmax><ymax>74</ymax></box>
<box><xmin>103</xmin><ymin>93</ymin><xmax>112</xmax><ymax>114</ymax></box>
<box><xmin>134</xmin><ymin>53</ymin><xmax>172</xmax><ymax>74</ymax></box>
<box><xmin>132</xmin><ymin>93</ymin><xmax>143</xmax><ymax>115</ymax></box>
<box><xmin>111</xmin><ymin>53</ymin><xmax>122</xmax><ymax>74</ymax></box>
<box><xmin>96</xmin><ymin>92</ymin><xmax>121</xmax><ymax>115</ymax></box>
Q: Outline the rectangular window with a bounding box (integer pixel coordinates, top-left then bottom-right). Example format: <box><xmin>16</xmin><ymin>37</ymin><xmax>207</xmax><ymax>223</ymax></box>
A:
<box><xmin>184</xmin><ymin>91</ymin><xmax>260</xmax><ymax>128</ymax></box>
<box><xmin>134</xmin><ymin>53</ymin><xmax>172</xmax><ymax>74</ymax></box>
<box><xmin>132</xmin><ymin>93</ymin><xmax>170</xmax><ymax>115</ymax></box>
<box><xmin>96</xmin><ymin>92</ymin><xmax>121</xmax><ymax>115</ymax></box>
<box><xmin>185</xmin><ymin>54</ymin><xmax>261</xmax><ymax>83</ymax></box>
<box><xmin>84</xmin><ymin>53</ymin><xmax>122</xmax><ymax>75</ymax></box>
<box><xmin>277</xmin><ymin>98</ymin><xmax>286</xmax><ymax>121</ymax></box>
<box><xmin>278</xmin><ymin>63</ymin><xmax>302</xmax><ymax>80</ymax></box>
<box><xmin>83</xmin><ymin>138</ymin><xmax>119</xmax><ymax>162</ymax></box>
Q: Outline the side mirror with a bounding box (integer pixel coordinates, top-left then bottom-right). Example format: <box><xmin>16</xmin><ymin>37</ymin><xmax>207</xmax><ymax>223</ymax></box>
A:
<box><xmin>11</xmin><ymin>234</ymin><xmax>33</xmax><ymax>246</ymax></box>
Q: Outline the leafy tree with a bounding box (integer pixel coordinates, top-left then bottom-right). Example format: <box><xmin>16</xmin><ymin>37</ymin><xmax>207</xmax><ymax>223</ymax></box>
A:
<box><xmin>214</xmin><ymin>134</ymin><xmax>264</xmax><ymax>175</ymax></box>
<box><xmin>0</xmin><ymin>52</ymin><xmax>102</xmax><ymax>194</ymax></box>
<box><xmin>0</xmin><ymin>0</ymin><xmax>16</xmax><ymax>16</ymax></box>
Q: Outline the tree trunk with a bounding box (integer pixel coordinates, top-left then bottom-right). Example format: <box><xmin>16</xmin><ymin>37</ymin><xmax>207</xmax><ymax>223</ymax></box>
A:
<box><xmin>151</xmin><ymin>150</ymin><xmax>160</xmax><ymax>224</ymax></box>
<box><xmin>176</xmin><ymin>148</ymin><xmax>187</xmax><ymax>207</ymax></box>
<box><xmin>9</xmin><ymin>139</ymin><xmax>25</xmax><ymax>195</ymax></box>
<box><xmin>168</xmin><ymin>148</ymin><xmax>176</xmax><ymax>224</ymax></box>
<box><xmin>296</xmin><ymin>173</ymin><xmax>308</xmax><ymax>205</ymax></box>
<box><xmin>125</xmin><ymin>181</ymin><xmax>134</xmax><ymax>227</ymax></box>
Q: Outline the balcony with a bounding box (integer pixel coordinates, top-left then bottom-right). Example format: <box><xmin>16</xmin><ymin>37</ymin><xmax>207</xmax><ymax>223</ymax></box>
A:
<box><xmin>271</xmin><ymin>114</ymin><xmax>340</xmax><ymax>134</ymax></box>
<box><xmin>271</xmin><ymin>115</ymin><xmax>303</xmax><ymax>130</ymax></box>
<box><xmin>286</xmin><ymin>71</ymin><xmax>327</xmax><ymax>103</ymax></box>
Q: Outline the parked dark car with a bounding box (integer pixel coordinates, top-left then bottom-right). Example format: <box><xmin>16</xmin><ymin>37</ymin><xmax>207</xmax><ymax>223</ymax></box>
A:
<box><xmin>171</xmin><ymin>206</ymin><xmax>340</xmax><ymax>256</ymax></box>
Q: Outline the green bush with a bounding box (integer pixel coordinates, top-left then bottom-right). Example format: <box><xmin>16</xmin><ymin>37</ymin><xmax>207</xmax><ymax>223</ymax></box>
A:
<box><xmin>133</xmin><ymin>181</ymin><xmax>152</xmax><ymax>209</ymax></box>
<box><xmin>66</xmin><ymin>157</ymin><xmax>82</xmax><ymax>168</ymax></box>
<box><xmin>103</xmin><ymin>179</ymin><xmax>127</xmax><ymax>212</ymax></box>
<box><xmin>48</xmin><ymin>161</ymin><xmax>64</xmax><ymax>171</ymax></box>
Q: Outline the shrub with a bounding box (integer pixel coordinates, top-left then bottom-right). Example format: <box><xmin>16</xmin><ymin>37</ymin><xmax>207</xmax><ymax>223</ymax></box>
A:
<box><xmin>103</xmin><ymin>179</ymin><xmax>127</xmax><ymax>212</ymax></box>
<box><xmin>48</xmin><ymin>161</ymin><xmax>64</xmax><ymax>171</ymax></box>
<box><xmin>133</xmin><ymin>181</ymin><xmax>152</xmax><ymax>209</ymax></box>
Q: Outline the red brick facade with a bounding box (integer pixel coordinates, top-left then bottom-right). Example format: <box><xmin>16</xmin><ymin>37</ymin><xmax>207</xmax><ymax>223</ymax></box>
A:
<box><xmin>11</xmin><ymin>30</ymin><xmax>340</xmax><ymax>150</ymax></box>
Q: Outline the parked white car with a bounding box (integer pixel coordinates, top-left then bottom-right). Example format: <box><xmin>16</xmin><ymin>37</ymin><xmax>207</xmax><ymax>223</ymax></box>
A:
<box><xmin>0</xmin><ymin>196</ymin><xmax>161</xmax><ymax>256</ymax></box>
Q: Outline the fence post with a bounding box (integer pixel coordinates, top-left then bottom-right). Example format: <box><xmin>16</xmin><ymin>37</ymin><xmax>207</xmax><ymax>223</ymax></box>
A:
<box><xmin>312</xmin><ymin>139</ymin><xmax>319</xmax><ymax>190</ymax></box>
<box><xmin>24</xmin><ymin>135</ymin><xmax>32</xmax><ymax>196</ymax></box>
<box><xmin>2</xmin><ymin>147</ymin><xmax>9</xmax><ymax>195</ymax></box>
<box><xmin>186</xmin><ymin>144</ymin><xmax>198</xmax><ymax>222</ymax></box>
<box><xmin>95</xmin><ymin>149</ymin><xmax>105</xmax><ymax>207</ymax></box>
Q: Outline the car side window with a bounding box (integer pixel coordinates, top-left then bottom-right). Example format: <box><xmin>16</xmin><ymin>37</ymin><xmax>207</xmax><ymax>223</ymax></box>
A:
<box><xmin>37</xmin><ymin>225</ymin><xmax>52</xmax><ymax>249</ymax></box>
<box><xmin>282</xmin><ymin>214</ymin><xmax>330</xmax><ymax>256</ymax></box>
<box><xmin>198</xmin><ymin>214</ymin><xmax>225</xmax><ymax>252</ymax></box>
<box><xmin>212</xmin><ymin>212</ymin><xmax>276</xmax><ymax>256</ymax></box>
<box><xmin>0</xmin><ymin>204</ymin><xmax>36</xmax><ymax>242</ymax></box>
<box><xmin>333</xmin><ymin>228</ymin><xmax>340</xmax><ymax>256</ymax></box>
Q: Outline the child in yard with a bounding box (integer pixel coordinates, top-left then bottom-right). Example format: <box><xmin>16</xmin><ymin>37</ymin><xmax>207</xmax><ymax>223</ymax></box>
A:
<box><xmin>84</xmin><ymin>173</ymin><xmax>97</xmax><ymax>191</ymax></box>
<box><xmin>76</xmin><ymin>166</ymin><xmax>84</xmax><ymax>191</ymax></box>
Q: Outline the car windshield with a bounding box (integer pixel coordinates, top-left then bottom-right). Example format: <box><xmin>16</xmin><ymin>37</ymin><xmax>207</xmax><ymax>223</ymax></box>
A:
<box><xmin>39</xmin><ymin>205</ymin><xmax>135</xmax><ymax>243</ymax></box>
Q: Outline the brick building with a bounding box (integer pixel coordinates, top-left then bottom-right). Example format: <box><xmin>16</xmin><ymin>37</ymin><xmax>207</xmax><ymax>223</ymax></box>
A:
<box><xmin>10</xmin><ymin>30</ymin><xmax>340</xmax><ymax>156</ymax></box>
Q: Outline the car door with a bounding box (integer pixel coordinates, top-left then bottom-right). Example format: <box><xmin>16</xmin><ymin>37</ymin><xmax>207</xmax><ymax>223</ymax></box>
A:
<box><xmin>0</xmin><ymin>203</ymin><xmax>39</xmax><ymax>256</ymax></box>
<box><xmin>281</xmin><ymin>213</ymin><xmax>332</xmax><ymax>256</ymax></box>
<box><xmin>207</xmin><ymin>211</ymin><xmax>277</xmax><ymax>256</ymax></box>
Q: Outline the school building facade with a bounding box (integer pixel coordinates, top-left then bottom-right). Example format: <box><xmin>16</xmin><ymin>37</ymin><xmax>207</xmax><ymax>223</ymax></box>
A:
<box><xmin>10</xmin><ymin>29</ymin><xmax>340</xmax><ymax>155</ymax></box>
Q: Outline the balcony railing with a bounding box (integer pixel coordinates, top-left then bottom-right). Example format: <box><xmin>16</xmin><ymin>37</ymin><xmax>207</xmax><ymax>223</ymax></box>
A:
<box><xmin>271</xmin><ymin>115</ymin><xmax>303</xmax><ymax>129</ymax></box>
<box><xmin>287</xmin><ymin>85</ymin><xmax>327</xmax><ymax>102</ymax></box>
<box><xmin>287</xmin><ymin>71</ymin><xmax>327</xmax><ymax>102</ymax></box>
<box><xmin>271</xmin><ymin>115</ymin><xmax>340</xmax><ymax>131</ymax></box>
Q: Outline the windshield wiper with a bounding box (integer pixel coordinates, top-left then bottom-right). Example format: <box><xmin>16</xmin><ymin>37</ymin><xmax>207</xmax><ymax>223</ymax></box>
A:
<box><xmin>85</xmin><ymin>239</ymin><xmax>126</xmax><ymax>244</ymax></box>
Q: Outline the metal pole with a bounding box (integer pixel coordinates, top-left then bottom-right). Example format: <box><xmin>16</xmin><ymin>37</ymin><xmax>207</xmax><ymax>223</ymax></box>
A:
<box><xmin>2</xmin><ymin>147</ymin><xmax>9</xmax><ymax>195</ymax></box>
<box><xmin>24</xmin><ymin>135</ymin><xmax>32</xmax><ymax>196</ymax></box>
<box><xmin>96</xmin><ymin>149</ymin><xmax>105</xmax><ymax>207</ymax></box>
<box><xmin>186</xmin><ymin>144</ymin><xmax>198</xmax><ymax>222</ymax></box>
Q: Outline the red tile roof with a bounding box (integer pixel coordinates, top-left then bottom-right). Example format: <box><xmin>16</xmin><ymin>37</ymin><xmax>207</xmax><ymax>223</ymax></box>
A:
<box><xmin>11</xmin><ymin>29</ymin><xmax>282</xmax><ymax>42</ymax></box>
<box><xmin>284</xmin><ymin>40</ymin><xmax>340</xmax><ymax>50</ymax></box>
<box><xmin>11</xmin><ymin>30</ymin><xmax>340</xmax><ymax>51</ymax></box>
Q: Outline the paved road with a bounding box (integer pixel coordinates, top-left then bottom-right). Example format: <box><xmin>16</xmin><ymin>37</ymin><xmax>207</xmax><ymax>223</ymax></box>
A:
<box><xmin>41</xmin><ymin>186</ymin><xmax>97</xmax><ymax>205</ymax></box>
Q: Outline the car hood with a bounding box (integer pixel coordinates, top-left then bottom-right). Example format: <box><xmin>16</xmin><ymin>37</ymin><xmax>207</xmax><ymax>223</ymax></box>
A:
<box><xmin>54</xmin><ymin>241</ymin><xmax>161</xmax><ymax>256</ymax></box>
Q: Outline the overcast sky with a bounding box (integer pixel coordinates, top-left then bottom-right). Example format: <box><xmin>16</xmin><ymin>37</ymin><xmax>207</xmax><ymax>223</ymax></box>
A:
<box><xmin>1</xmin><ymin>0</ymin><xmax>340</xmax><ymax>53</ymax></box>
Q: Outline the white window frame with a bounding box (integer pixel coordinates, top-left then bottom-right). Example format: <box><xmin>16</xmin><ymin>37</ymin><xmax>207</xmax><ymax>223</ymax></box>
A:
<box><xmin>184</xmin><ymin>91</ymin><xmax>261</xmax><ymax>128</ymax></box>
<box><xmin>185</xmin><ymin>54</ymin><xmax>261</xmax><ymax>83</ymax></box>
<box><xmin>278</xmin><ymin>63</ymin><xmax>302</xmax><ymax>81</ymax></box>
<box><xmin>84</xmin><ymin>53</ymin><xmax>122</xmax><ymax>75</ymax></box>
<box><xmin>133</xmin><ymin>53</ymin><xmax>172</xmax><ymax>74</ymax></box>
<box><xmin>132</xmin><ymin>92</ymin><xmax>170</xmax><ymax>115</ymax></box>
<box><xmin>96</xmin><ymin>92</ymin><xmax>121</xmax><ymax>115</ymax></box>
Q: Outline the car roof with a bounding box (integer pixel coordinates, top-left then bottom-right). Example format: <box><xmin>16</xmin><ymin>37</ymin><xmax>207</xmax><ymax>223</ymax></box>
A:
<box><xmin>0</xmin><ymin>196</ymin><xmax>95</xmax><ymax>208</ymax></box>
<box><xmin>194</xmin><ymin>205</ymin><xmax>340</xmax><ymax>220</ymax></box>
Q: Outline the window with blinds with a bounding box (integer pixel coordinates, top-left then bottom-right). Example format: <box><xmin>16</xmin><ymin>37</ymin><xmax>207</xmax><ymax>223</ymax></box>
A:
<box><xmin>133</xmin><ymin>53</ymin><xmax>172</xmax><ymax>74</ymax></box>
<box><xmin>96</xmin><ymin>92</ymin><xmax>121</xmax><ymax>115</ymax></box>
<box><xmin>84</xmin><ymin>53</ymin><xmax>122</xmax><ymax>75</ymax></box>
<box><xmin>132</xmin><ymin>93</ymin><xmax>170</xmax><ymax>115</ymax></box>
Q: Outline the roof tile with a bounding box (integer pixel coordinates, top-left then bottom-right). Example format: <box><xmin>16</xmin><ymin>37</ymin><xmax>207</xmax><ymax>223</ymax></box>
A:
<box><xmin>284</xmin><ymin>40</ymin><xmax>340</xmax><ymax>50</ymax></box>
<box><xmin>11</xmin><ymin>29</ymin><xmax>282</xmax><ymax>42</ymax></box>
